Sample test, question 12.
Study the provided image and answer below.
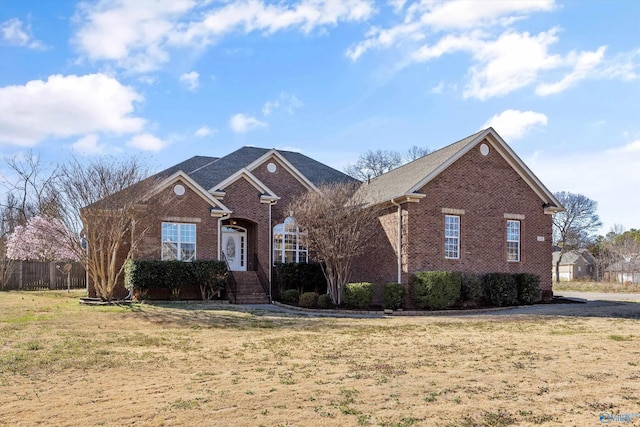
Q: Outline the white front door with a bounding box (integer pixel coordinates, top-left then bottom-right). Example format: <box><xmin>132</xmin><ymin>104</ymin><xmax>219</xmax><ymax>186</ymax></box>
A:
<box><xmin>222</xmin><ymin>226</ymin><xmax>247</xmax><ymax>271</ymax></box>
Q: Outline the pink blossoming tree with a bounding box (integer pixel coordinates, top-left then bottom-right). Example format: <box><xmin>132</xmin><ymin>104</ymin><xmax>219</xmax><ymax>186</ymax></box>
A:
<box><xmin>6</xmin><ymin>215</ymin><xmax>78</xmax><ymax>261</ymax></box>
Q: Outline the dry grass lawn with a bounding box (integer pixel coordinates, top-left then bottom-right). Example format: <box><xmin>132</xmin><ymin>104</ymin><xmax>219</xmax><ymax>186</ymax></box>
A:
<box><xmin>1</xmin><ymin>291</ymin><xmax>639</xmax><ymax>427</ymax></box>
<box><xmin>553</xmin><ymin>280</ymin><xmax>640</xmax><ymax>294</ymax></box>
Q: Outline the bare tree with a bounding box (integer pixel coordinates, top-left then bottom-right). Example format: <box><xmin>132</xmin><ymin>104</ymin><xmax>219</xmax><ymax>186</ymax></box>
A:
<box><xmin>1</xmin><ymin>151</ymin><xmax>59</xmax><ymax>223</ymax></box>
<box><xmin>404</xmin><ymin>145</ymin><xmax>431</xmax><ymax>162</ymax></box>
<box><xmin>345</xmin><ymin>149</ymin><xmax>403</xmax><ymax>181</ymax></box>
<box><xmin>552</xmin><ymin>191</ymin><xmax>601</xmax><ymax>282</ymax></box>
<box><xmin>288</xmin><ymin>182</ymin><xmax>383</xmax><ymax>304</ymax></box>
<box><xmin>52</xmin><ymin>157</ymin><xmax>166</xmax><ymax>301</ymax></box>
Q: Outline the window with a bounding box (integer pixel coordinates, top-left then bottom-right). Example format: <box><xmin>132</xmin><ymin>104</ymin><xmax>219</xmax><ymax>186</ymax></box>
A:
<box><xmin>506</xmin><ymin>220</ymin><xmax>520</xmax><ymax>262</ymax></box>
<box><xmin>162</xmin><ymin>223</ymin><xmax>196</xmax><ymax>261</ymax></box>
<box><xmin>444</xmin><ymin>215</ymin><xmax>460</xmax><ymax>259</ymax></box>
<box><xmin>273</xmin><ymin>215</ymin><xmax>308</xmax><ymax>264</ymax></box>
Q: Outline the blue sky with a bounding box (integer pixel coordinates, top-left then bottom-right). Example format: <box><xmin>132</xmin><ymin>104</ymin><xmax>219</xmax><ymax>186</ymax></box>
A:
<box><xmin>1</xmin><ymin>0</ymin><xmax>638</xmax><ymax>233</ymax></box>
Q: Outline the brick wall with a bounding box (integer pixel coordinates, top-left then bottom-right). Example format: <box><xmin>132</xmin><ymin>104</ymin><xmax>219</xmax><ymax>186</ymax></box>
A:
<box><xmin>352</xmin><ymin>139</ymin><xmax>553</xmax><ymax>299</ymax></box>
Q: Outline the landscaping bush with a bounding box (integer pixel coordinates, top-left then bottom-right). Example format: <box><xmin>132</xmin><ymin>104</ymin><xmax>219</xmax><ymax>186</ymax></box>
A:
<box><xmin>342</xmin><ymin>282</ymin><xmax>374</xmax><ymax>309</ymax></box>
<box><xmin>483</xmin><ymin>273</ymin><xmax>518</xmax><ymax>307</ymax></box>
<box><xmin>382</xmin><ymin>282</ymin><xmax>405</xmax><ymax>310</ymax></box>
<box><xmin>192</xmin><ymin>260</ymin><xmax>227</xmax><ymax>300</ymax></box>
<box><xmin>124</xmin><ymin>259</ymin><xmax>228</xmax><ymax>300</ymax></box>
<box><xmin>459</xmin><ymin>272</ymin><xmax>484</xmax><ymax>305</ymax></box>
<box><xmin>317</xmin><ymin>293</ymin><xmax>332</xmax><ymax>309</ymax></box>
<box><xmin>273</xmin><ymin>262</ymin><xmax>326</xmax><ymax>296</ymax></box>
<box><xmin>513</xmin><ymin>273</ymin><xmax>541</xmax><ymax>305</ymax></box>
<box><xmin>411</xmin><ymin>271</ymin><xmax>461</xmax><ymax>310</ymax></box>
<box><xmin>282</xmin><ymin>288</ymin><xmax>300</xmax><ymax>303</ymax></box>
<box><xmin>299</xmin><ymin>292</ymin><xmax>319</xmax><ymax>308</ymax></box>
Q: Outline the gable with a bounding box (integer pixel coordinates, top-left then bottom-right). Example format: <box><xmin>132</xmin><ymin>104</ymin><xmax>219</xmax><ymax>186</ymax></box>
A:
<box><xmin>357</xmin><ymin>128</ymin><xmax>563</xmax><ymax>213</ymax></box>
<box><xmin>145</xmin><ymin>171</ymin><xmax>231</xmax><ymax>216</ymax></box>
<box><xmin>211</xmin><ymin>168</ymin><xmax>279</xmax><ymax>203</ymax></box>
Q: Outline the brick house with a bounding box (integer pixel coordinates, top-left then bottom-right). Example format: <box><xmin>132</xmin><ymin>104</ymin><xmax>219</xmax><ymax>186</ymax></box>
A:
<box><xmin>90</xmin><ymin>127</ymin><xmax>562</xmax><ymax>302</ymax></box>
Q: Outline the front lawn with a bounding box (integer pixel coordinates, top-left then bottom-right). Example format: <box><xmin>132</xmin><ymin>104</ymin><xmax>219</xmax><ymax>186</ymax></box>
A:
<box><xmin>1</xmin><ymin>291</ymin><xmax>638</xmax><ymax>426</ymax></box>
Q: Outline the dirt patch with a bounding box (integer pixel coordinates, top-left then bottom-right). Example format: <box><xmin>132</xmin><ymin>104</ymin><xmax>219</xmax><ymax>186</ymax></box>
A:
<box><xmin>1</xmin><ymin>291</ymin><xmax>639</xmax><ymax>426</ymax></box>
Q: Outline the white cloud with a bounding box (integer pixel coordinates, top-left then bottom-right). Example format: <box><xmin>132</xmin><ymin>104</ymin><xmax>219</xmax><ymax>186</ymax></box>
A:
<box><xmin>127</xmin><ymin>133</ymin><xmax>167</xmax><ymax>151</ymax></box>
<box><xmin>229</xmin><ymin>113</ymin><xmax>268</xmax><ymax>133</ymax></box>
<box><xmin>528</xmin><ymin>141</ymin><xmax>640</xmax><ymax>231</ymax></box>
<box><xmin>0</xmin><ymin>18</ymin><xmax>45</xmax><ymax>49</ymax></box>
<box><xmin>72</xmin><ymin>134</ymin><xmax>107</xmax><ymax>155</ymax></box>
<box><xmin>179</xmin><ymin>71</ymin><xmax>199</xmax><ymax>91</ymax></box>
<box><xmin>430</xmin><ymin>81</ymin><xmax>445</xmax><ymax>94</ymax></box>
<box><xmin>73</xmin><ymin>0</ymin><xmax>374</xmax><ymax>73</ymax></box>
<box><xmin>482</xmin><ymin>109</ymin><xmax>548</xmax><ymax>140</ymax></box>
<box><xmin>347</xmin><ymin>0</ymin><xmax>555</xmax><ymax>60</ymax></box>
<box><xmin>0</xmin><ymin>73</ymin><xmax>145</xmax><ymax>146</ymax></box>
<box><xmin>347</xmin><ymin>1</ymin><xmax>635</xmax><ymax>99</ymax></box>
<box><xmin>262</xmin><ymin>92</ymin><xmax>303</xmax><ymax>116</ymax></box>
<box><xmin>194</xmin><ymin>126</ymin><xmax>216</xmax><ymax>137</ymax></box>
<box><xmin>138</xmin><ymin>75</ymin><xmax>159</xmax><ymax>85</ymax></box>
<box><xmin>536</xmin><ymin>46</ymin><xmax>607</xmax><ymax>96</ymax></box>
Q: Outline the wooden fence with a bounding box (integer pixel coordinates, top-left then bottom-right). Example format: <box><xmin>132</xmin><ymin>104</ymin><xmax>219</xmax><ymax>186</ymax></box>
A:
<box><xmin>2</xmin><ymin>261</ymin><xmax>86</xmax><ymax>291</ymax></box>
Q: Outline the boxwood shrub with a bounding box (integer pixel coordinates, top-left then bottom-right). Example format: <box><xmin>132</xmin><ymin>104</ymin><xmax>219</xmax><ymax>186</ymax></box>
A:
<box><xmin>299</xmin><ymin>292</ymin><xmax>319</xmax><ymax>308</ymax></box>
<box><xmin>513</xmin><ymin>273</ymin><xmax>541</xmax><ymax>305</ymax></box>
<box><xmin>282</xmin><ymin>288</ymin><xmax>300</xmax><ymax>303</ymax></box>
<box><xmin>411</xmin><ymin>271</ymin><xmax>461</xmax><ymax>310</ymax></box>
<box><xmin>483</xmin><ymin>273</ymin><xmax>518</xmax><ymax>307</ymax></box>
<box><xmin>342</xmin><ymin>282</ymin><xmax>374</xmax><ymax>309</ymax></box>
<box><xmin>382</xmin><ymin>282</ymin><xmax>405</xmax><ymax>310</ymax></box>
<box><xmin>317</xmin><ymin>293</ymin><xmax>332</xmax><ymax>309</ymax></box>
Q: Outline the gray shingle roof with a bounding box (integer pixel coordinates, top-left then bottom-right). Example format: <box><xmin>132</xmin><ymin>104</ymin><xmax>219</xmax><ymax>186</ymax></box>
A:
<box><xmin>163</xmin><ymin>147</ymin><xmax>355</xmax><ymax>192</ymax></box>
<box><xmin>355</xmin><ymin>129</ymin><xmax>485</xmax><ymax>205</ymax></box>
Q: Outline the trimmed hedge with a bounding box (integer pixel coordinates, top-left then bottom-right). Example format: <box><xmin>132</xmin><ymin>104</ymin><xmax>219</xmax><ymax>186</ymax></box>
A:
<box><xmin>273</xmin><ymin>262</ymin><xmax>326</xmax><ymax>297</ymax></box>
<box><xmin>411</xmin><ymin>271</ymin><xmax>461</xmax><ymax>310</ymax></box>
<box><xmin>124</xmin><ymin>259</ymin><xmax>227</xmax><ymax>300</ymax></box>
<box><xmin>342</xmin><ymin>282</ymin><xmax>374</xmax><ymax>309</ymax></box>
<box><xmin>382</xmin><ymin>282</ymin><xmax>405</xmax><ymax>310</ymax></box>
<box><xmin>299</xmin><ymin>292</ymin><xmax>319</xmax><ymax>308</ymax></box>
<box><xmin>317</xmin><ymin>293</ymin><xmax>332</xmax><ymax>309</ymax></box>
<box><xmin>513</xmin><ymin>273</ymin><xmax>541</xmax><ymax>305</ymax></box>
<box><xmin>483</xmin><ymin>273</ymin><xmax>518</xmax><ymax>307</ymax></box>
<box><xmin>459</xmin><ymin>272</ymin><xmax>484</xmax><ymax>305</ymax></box>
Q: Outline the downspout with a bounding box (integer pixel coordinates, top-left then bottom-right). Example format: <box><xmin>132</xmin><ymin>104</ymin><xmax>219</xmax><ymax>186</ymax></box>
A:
<box><xmin>268</xmin><ymin>200</ymin><xmax>277</xmax><ymax>303</ymax></box>
<box><xmin>390</xmin><ymin>199</ymin><xmax>402</xmax><ymax>284</ymax></box>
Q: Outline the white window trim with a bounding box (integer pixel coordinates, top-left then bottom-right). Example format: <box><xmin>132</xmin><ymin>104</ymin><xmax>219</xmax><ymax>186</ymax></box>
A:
<box><xmin>273</xmin><ymin>218</ymin><xmax>308</xmax><ymax>264</ymax></box>
<box><xmin>161</xmin><ymin>222</ymin><xmax>196</xmax><ymax>261</ymax></box>
<box><xmin>506</xmin><ymin>220</ymin><xmax>520</xmax><ymax>262</ymax></box>
<box><xmin>444</xmin><ymin>214</ymin><xmax>460</xmax><ymax>260</ymax></box>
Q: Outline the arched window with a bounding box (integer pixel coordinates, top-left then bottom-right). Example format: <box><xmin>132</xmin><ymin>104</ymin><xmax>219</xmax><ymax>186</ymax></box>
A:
<box><xmin>273</xmin><ymin>215</ymin><xmax>307</xmax><ymax>264</ymax></box>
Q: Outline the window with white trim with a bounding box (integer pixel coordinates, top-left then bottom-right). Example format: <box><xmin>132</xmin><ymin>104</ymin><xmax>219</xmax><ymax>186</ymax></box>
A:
<box><xmin>506</xmin><ymin>220</ymin><xmax>520</xmax><ymax>262</ymax></box>
<box><xmin>273</xmin><ymin>215</ymin><xmax>308</xmax><ymax>263</ymax></box>
<box><xmin>162</xmin><ymin>222</ymin><xmax>196</xmax><ymax>261</ymax></box>
<box><xmin>444</xmin><ymin>215</ymin><xmax>460</xmax><ymax>259</ymax></box>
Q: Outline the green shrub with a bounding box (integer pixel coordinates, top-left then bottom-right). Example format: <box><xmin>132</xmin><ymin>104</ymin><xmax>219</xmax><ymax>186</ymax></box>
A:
<box><xmin>273</xmin><ymin>262</ymin><xmax>327</xmax><ymax>296</ymax></box>
<box><xmin>299</xmin><ymin>292</ymin><xmax>319</xmax><ymax>308</ymax></box>
<box><xmin>483</xmin><ymin>273</ymin><xmax>518</xmax><ymax>307</ymax></box>
<box><xmin>342</xmin><ymin>282</ymin><xmax>375</xmax><ymax>309</ymax></box>
<box><xmin>411</xmin><ymin>271</ymin><xmax>461</xmax><ymax>310</ymax></box>
<box><xmin>459</xmin><ymin>272</ymin><xmax>484</xmax><ymax>305</ymax></box>
<box><xmin>282</xmin><ymin>289</ymin><xmax>300</xmax><ymax>303</ymax></box>
<box><xmin>124</xmin><ymin>259</ymin><xmax>228</xmax><ymax>300</ymax></box>
<box><xmin>382</xmin><ymin>283</ymin><xmax>405</xmax><ymax>310</ymax></box>
<box><xmin>513</xmin><ymin>273</ymin><xmax>541</xmax><ymax>305</ymax></box>
<box><xmin>192</xmin><ymin>260</ymin><xmax>228</xmax><ymax>300</ymax></box>
<box><xmin>317</xmin><ymin>293</ymin><xmax>332</xmax><ymax>309</ymax></box>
